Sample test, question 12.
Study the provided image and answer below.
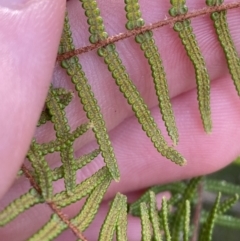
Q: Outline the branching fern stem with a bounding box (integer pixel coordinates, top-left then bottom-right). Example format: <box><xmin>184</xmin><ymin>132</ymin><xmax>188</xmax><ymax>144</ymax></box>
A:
<box><xmin>169</xmin><ymin>0</ymin><xmax>212</xmax><ymax>133</ymax></box>
<box><xmin>21</xmin><ymin>165</ymin><xmax>87</xmax><ymax>241</ymax></box>
<box><xmin>79</xmin><ymin>0</ymin><xmax>186</xmax><ymax>166</ymax></box>
<box><xmin>59</xmin><ymin>13</ymin><xmax>120</xmax><ymax>181</ymax></box>
<box><xmin>207</xmin><ymin>0</ymin><xmax>240</xmax><ymax>95</ymax></box>
<box><xmin>58</xmin><ymin>2</ymin><xmax>240</xmax><ymax>61</ymax></box>
<box><xmin>124</xmin><ymin>0</ymin><xmax>179</xmax><ymax>145</ymax></box>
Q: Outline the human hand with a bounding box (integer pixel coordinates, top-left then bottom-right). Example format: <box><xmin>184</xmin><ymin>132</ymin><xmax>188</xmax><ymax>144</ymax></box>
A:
<box><xmin>1</xmin><ymin>0</ymin><xmax>240</xmax><ymax>240</ymax></box>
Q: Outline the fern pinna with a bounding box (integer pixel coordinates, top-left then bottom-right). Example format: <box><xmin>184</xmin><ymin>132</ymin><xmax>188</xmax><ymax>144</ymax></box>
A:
<box><xmin>1</xmin><ymin>0</ymin><xmax>240</xmax><ymax>240</ymax></box>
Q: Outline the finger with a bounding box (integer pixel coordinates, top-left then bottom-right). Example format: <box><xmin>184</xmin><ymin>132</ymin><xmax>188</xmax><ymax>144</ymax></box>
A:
<box><xmin>0</xmin><ymin>0</ymin><xmax>66</xmax><ymax>198</ymax></box>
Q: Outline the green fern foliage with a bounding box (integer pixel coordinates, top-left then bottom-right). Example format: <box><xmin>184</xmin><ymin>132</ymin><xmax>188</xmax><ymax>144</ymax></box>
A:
<box><xmin>79</xmin><ymin>0</ymin><xmax>186</xmax><ymax>165</ymax></box>
<box><xmin>169</xmin><ymin>0</ymin><xmax>212</xmax><ymax>133</ymax></box>
<box><xmin>124</xmin><ymin>0</ymin><xmax>179</xmax><ymax>145</ymax></box>
<box><xmin>206</xmin><ymin>0</ymin><xmax>240</xmax><ymax>96</ymax></box>
<box><xmin>1</xmin><ymin>1</ymin><xmax>240</xmax><ymax>241</ymax></box>
<box><xmin>99</xmin><ymin>193</ymin><xmax>127</xmax><ymax>241</ymax></box>
<box><xmin>59</xmin><ymin>13</ymin><xmax>120</xmax><ymax>182</ymax></box>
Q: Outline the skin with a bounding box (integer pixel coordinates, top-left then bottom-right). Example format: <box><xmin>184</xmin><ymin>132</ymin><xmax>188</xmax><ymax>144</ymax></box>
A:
<box><xmin>1</xmin><ymin>0</ymin><xmax>240</xmax><ymax>240</ymax></box>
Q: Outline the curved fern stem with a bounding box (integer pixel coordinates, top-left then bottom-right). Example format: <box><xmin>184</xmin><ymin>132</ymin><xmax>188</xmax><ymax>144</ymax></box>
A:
<box><xmin>169</xmin><ymin>1</ymin><xmax>212</xmax><ymax>133</ymax></box>
<box><xmin>59</xmin><ymin>13</ymin><xmax>120</xmax><ymax>181</ymax></box>
<box><xmin>206</xmin><ymin>0</ymin><xmax>240</xmax><ymax>96</ymax></box>
<box><xmin>79</xmin><ymin>0</ymin><xmax>186</xmax><ymax>166</ymax></box>
<box><xmin>125</xmin><ymin>0</ymin><xmax>179</xmax><ymax>145</ymax></box>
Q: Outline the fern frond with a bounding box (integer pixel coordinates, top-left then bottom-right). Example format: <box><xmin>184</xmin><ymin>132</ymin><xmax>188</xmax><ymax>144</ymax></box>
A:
<box><xmin>124</xmin><ymin>0</ymin><xmax>179</xmax><ymax>145</ymax></box>
<box><xmin>37</xmin><ymin>109</ymin><xmax>51</xmax><ymax>127</ymax></box>
<box><xmin>72</xmin><ymin>174</ymin><xmax>112</xmax><ymax>231</ymax></box>
<box><xmin>218</xmin><ymin>193</ymin><xmax>239</xmax><ymax>215</ymax></box>
<box><xmin>205</xmin><ymin>179</ymin><xmax>240</xmax><ymax>196</ymax></box>
<box><xmin>201</xmin><ymin>211</ymin><xmax>240</xmax><ymax>229</ymax></box>
<box><xmin>149</xmin><ymin>191</ymin><xmax>162</xmax><ymax>241</ymax></box>
<box><xmin>129</xmin><ymin>182</ymin><xmax>186</xmax><ymax>216</ymax></box>
<box><xmin>52</xmin><ymin>148</ymin><xmax>100</xmax><ymax>181</ymax></box>
<box><xmin>169</xmin><ymin>1</ymin><xmax>212</xmax><ymax>133</ymax></box>
<box><xmin>27</xmin><ymin>144</ymin><xmax>53</xmax><ymax>201</ymax></box>
<box><xmin>27</xmin><ymin>213</ymin><xmax>67</xmax><ymax>241</ymax></box>
<box><xmin>79</xmin><ymin>0</ymin><xmax>186</xmax><ymax>166</ymax></box>
<box><xmin>206</xmin><ymin>0</ymin><xmax>240</xmax><ymax>95</ymax></box>
<box><xmin>199</xmin><ymin>192</ymin><xmax>221</xmax><ymax>241</ymax></box>
<box><xmin>59</xmin><ymin>13</ymin><xmax>120</xmax><ymax>182</ymax></box>
<box><xmin>0</xmin><ymin>189</ymin><xmax>43</xmax><ymax>226</ymax></box>
<box><xmin>37</xmin><ymin>122</ymin><xmax>90</xmax><ymax>156</ymax></box>
<box><xmin>183</xmin><ymin>200</ymin><xmax>190</xmax><ymax>241</ymax></box>
<box><xmin>99</xmin><ymin>193</ymin><xmax>127</xmax><ymax>241</ymax></box>
<box><xmin>140</xmin><ymin>202</ymin><xmax>152</xmax><ymax>241</ymax></box>
<box><xmin>53</xmin><ymin>166</ymin><xmax>109</xmax><ymax>208</ymax></box>
<box><xmin>116</xmin><ymin>194</ymin><xmax>128</xmax><ymax>241</ymax></box>
<box><xmin>161</xmin><ymin>197</ymin><xmax>171</xmax><ymax>241</ymax></box>
<box><xmin>171</xmin><ymin>177</ymin><xmax>202</xmax><ymax>241</ymax></box>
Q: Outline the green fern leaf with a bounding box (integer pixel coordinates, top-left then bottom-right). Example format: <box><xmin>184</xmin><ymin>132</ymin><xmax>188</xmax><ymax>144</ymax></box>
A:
<box><xmin>149</xmin><ymin>191</ymin><xmax>162</xmax><ymax>241</ymax></box>
<box><xmin>125</xmin><ymin>0</ymin><xmax>179</xmax><ymax>145</ymax></box>
<box><xmin>140</xmin><ymin>202</ymin><xmax>152</xmax><ymax>241</ymax></box>
<box><xmin>218</xmin><ymin>193</ymin><xmax>239</xmax><ymax>215</ymax></box>
<box><xmin>46</xmin><ymin>87</ymin><xmax>76</xmax><ymax>195</ymax></box>
<box><xmin>129</xmin><ymin>182</ymin><xmax>186</xmax><ymax>216</ymax></box>
<box><xmin>52</xmin><ymin>148</ymin><xmax>100</xmax><ymax>181</ymax></box>
<box><xmin>205</xmin><ymin>179</ymin><xmax>240</xmax><ymax>196</ymax></box>
<box><xmin>27</xmin><ymin>213</ymin><xmax>67</xmax><ymax>241</ymax></box>
<box><xmin>0</xmin><ymin>189</ymin><xmax>43</xmax><ymax>226</ymax></box>
<box><xmin>206</xmin><ymin>0</ymin><xmax>240</xmax><ymax>96</ymax></box>
<box><xmin>169</xmin><ymin>1</ymin><xmax>212</xmax><ymax>133</ymax></box>
<box><xmin>72</xmin><ymin>174</ymin><xmax>112</xmax><ymax>231</ymax></box>
<box><xmin>161</xmin><ymin>197</ymin><xmax>171</xmax><ymax>241</ymax></box>
<box><xmin>79</xmin><ymin>0</ymin><xmax>186</xmax><ymax>166</ymax></box>
<box><xmin>171</xmin><ymin>177</ymin><xmax>202</xmax><ymax>241</ymax></box>
<box><xmin>99</xmin><ymin>193</ymin><xmax>127</xmax><ymax>241</ymax></box>
<box><xmin>116</xmin><ymin>194</ymin><xmax>128</xmax><ymax>241</ymax></box>
<box><xmin>27</xmin><ymin>143</ymin><xmax>53</xmax><ymax>201</ymax></box>
<box><xmin>199</xmin><ymin>192</ymin><xmax>221</xmax><ymax>241</ymax></box>
<box><xmin>59</xmin><ymin>13</ymin><xmax>120</xmax><ymax>182</ymax></box>
<box><xmin>183</xmin><ymin>200</ymin><xmax>190</xmax><ymax>241</ymax></box>
<box><xmin>53</xmin><ymin>166</ymin><xmax>109</xmax><ymax>208</ymax></box>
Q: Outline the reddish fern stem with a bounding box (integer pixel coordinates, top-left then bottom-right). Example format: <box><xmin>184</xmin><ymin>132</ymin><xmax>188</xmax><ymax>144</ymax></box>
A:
<box><xmin>21</xmin><ymin>164</ymin><xmax>88</xmax><ymax>241</ymax></box>
<box><xmin>57</xmin><ymin>2</ymin><xmax>240</xmax><ymax>62</ymax></box>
